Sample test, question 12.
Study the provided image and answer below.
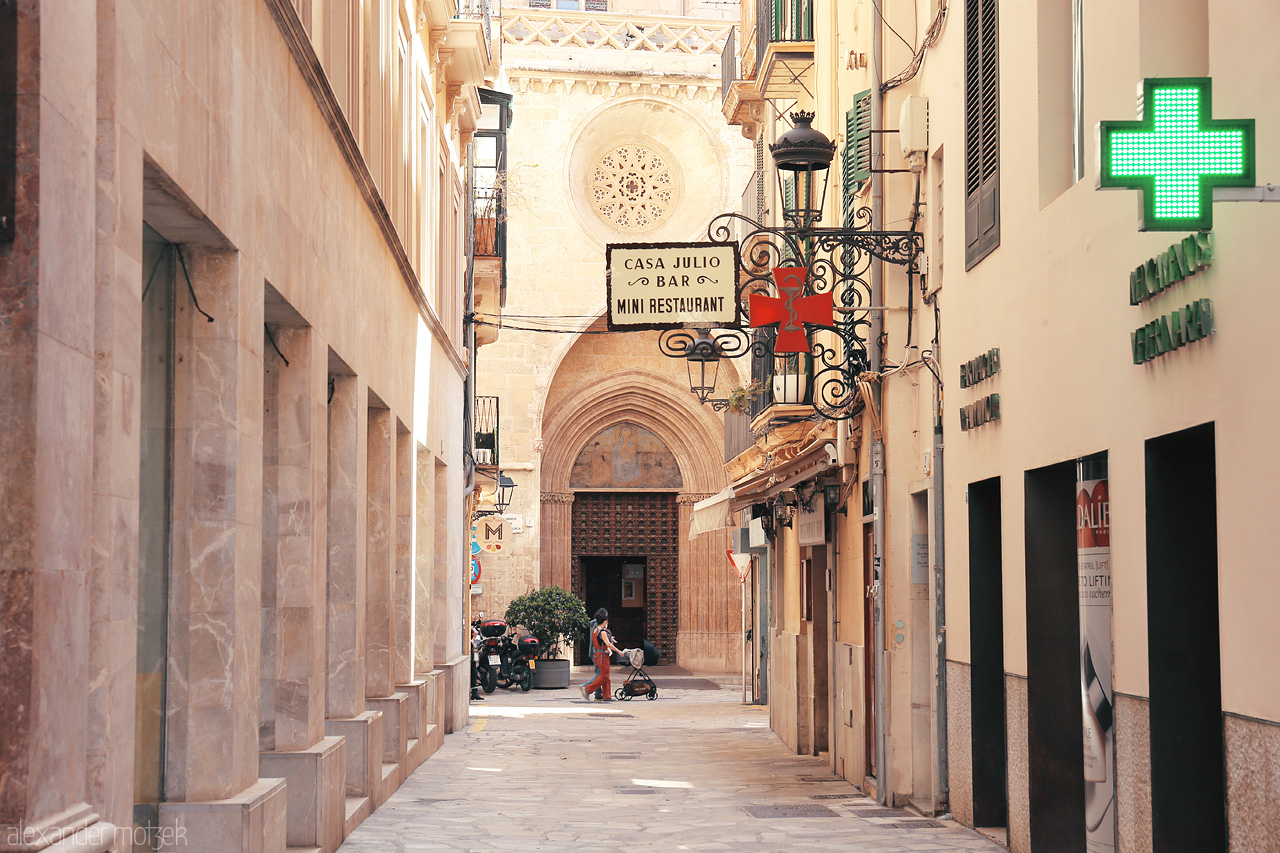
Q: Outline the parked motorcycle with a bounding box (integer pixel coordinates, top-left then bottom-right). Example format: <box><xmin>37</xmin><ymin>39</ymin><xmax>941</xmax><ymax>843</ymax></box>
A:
<box><xmin>476</xmin><ymin>618</ymin><xmax>508</xmax><ymax>694</ymax></box>
<box><xmin>498</xmin><ymin>633</ymin><xmax>539</xmax><ymax>692</ymax></box>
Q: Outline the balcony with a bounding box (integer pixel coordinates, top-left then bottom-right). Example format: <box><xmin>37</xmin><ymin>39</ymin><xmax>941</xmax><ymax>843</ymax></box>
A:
<box><xmin>474</xmin><ymin>395</ymin><xmax>500</xmax><ymax>468</ymax></box>
<box><xmin>755</xmin><ymin>0</ymin><xmax>814</xmax><ymax>103</ymax></box>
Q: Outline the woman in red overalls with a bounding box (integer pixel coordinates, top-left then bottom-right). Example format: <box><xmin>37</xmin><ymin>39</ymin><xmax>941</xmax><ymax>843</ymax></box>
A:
<box><xmin>580</xmin><ymin>610</ymin><xmax>622</xmax><ymax>701</ymax></box>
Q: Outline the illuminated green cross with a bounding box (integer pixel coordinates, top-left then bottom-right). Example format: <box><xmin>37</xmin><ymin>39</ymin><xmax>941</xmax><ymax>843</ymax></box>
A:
<box><xmin>1099</xmin><ymin>77</ymin><xmax>1254</xmax><ymax>231</ymax></box>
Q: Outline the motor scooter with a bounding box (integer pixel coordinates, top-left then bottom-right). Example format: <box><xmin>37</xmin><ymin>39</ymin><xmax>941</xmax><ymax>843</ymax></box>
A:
<box><xmin>497</xmin><ymin>633</ymin><xmax>539</xmax><ymax>692</ymax></box>
<box><xmin>476</xmin><ymin>618</ymin><xmax>508</xmax><ymax>694</ymax></box>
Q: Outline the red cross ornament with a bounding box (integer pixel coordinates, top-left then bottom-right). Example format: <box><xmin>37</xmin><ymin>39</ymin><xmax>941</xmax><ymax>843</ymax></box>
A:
<box><xmin>749</xmin><ymin>267</ymin><xmax>835</xmax><ymax>353</ymax></box>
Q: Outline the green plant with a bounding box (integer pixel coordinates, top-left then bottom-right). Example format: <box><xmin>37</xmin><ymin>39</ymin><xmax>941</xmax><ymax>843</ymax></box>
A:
<box><xmin>504</xmin><ymin>585</ymin><xmax>590</xmax><ymax>659</ymax></box>
<box><xmin>726</xmin><ymin>379</ymin><xmax>764</xmax><ymax>414</ymax></box>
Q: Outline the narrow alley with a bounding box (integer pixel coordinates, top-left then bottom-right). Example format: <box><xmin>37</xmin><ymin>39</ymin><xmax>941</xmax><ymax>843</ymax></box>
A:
<box><xmin>337</xmin><ymin>674</ymin><xmax>1005</xmax><ymax>852</ymax></box>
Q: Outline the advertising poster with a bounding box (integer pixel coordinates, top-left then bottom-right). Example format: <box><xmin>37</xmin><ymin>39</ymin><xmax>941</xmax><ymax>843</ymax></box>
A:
<box><xmin>1077</xmin><ymin>457</ymin><xmax>1115</xmax><ymax>853</ymax></box>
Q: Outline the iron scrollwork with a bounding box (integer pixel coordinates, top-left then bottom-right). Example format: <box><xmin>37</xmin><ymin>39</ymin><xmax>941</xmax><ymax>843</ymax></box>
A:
<box><xmin>675</xmin><ymin>207</ymin><xmax>924</xmax><ymax>421</ymax></box>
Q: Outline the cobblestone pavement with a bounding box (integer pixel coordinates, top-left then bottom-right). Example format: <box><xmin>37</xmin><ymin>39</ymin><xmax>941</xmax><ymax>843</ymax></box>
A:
<box><xmin>338</xmin><ymin>674</ymin><xmax>1006</xmax><ymax>852</ymax></box>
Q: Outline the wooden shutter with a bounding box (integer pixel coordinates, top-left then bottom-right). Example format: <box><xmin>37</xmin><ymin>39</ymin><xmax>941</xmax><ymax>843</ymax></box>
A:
<box><xmin>844</xmin><ymin>88</ymin><xmax>872</xmax><ymax>227</ymax></box>
<box><xmin>782</xmin><ymin>172</ymin><xmax>796</xmax><ymax>220</ymax></box>
<box><xmin>964</xmin><ymin>0</ymin><xmax>999</xmax><ymax>269</ymax></box>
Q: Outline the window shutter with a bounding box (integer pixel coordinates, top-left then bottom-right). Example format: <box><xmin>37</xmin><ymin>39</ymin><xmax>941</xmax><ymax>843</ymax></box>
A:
<box><xmin>964</xmin><ymin>0</ymin><xmax>999</xmax><ymax>269</ymax></box>
<box><xmin>782</xmin><ymin>172</ymin><xmax>796</xmax><ymax>219</ymax></box>
<box><xmin>844</xmin><ymin>88</ymin><xmax>872</xmax><ymax>227</ymax></box>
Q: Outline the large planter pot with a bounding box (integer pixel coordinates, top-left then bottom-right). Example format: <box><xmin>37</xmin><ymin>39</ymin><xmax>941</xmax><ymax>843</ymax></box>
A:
<box><xmin>773</xmin><ymin>372</ymin><xmax>808</xmax><ymax>404</ymax></box>
<box><xmin>531</xmin><ymin>658</ymin><xmax>571</xmax><ymax>689</ymax></box>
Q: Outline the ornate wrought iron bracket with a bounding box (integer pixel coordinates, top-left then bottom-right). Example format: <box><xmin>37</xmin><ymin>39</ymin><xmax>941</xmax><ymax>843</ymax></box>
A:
<box><xmin>660</xmin><ymin>208</ymin><xmax>924</xmax><ymax>422</ymax></box>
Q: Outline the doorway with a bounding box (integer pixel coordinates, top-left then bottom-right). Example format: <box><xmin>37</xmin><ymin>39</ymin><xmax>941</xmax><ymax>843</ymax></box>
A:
<box><xmin>580</xmin><ymin>555</ymin><xmax>647</xmax><ymax>660</ymax></box>
<box><xmin>1024</xmin><ymin>462</ymin><xmax>1086</xmax><ymax>852</ymax></box>
<box><xmin>1146</xmin><ymin>423</ymin><xmax>1224</xmax><ymax>852</ymax></box>
<box><xmin>571</xmin><ymin>492</ymin><xmax>679</xmax><ymax>664</ymax></box>
<box><xmin>863</xmin><ymin>521</ymin><xmax>877</xmax><ymax>780</ymax></box>
<box><xmin>968</xmin><ymin>477</ymin><xmax>1008</xmax><ymax>832</ymax></box>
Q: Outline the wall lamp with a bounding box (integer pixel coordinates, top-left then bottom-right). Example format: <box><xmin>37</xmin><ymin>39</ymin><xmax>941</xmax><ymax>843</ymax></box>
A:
<box><xmin>476</xmin><ymin>471</ymin><xmax>516</xmax><ymax>516</ymax></box>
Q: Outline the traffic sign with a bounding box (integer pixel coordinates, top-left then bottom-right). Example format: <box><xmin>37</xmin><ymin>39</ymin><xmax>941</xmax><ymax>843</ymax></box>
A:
<box><xmin>1099</xmin><ymin>77</ymin><xmax>1254</xmax><ymax>231</ymax></box>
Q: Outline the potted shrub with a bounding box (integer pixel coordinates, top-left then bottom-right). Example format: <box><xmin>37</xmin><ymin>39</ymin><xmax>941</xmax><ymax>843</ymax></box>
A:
<box><xmin>504</xmin><ymin>585</ymin><xmax>589</xmax><ymax>689</ymax></box>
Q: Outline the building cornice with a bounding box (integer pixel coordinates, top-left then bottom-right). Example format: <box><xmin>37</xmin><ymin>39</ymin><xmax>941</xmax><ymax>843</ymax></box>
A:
<box><xmin>503</xmin><ymin>10</ymin><xmax>733</xmax><ymax>56</ymax></box>
<box><xmin>504</xmin><ymin>67</ymin><xmax>719</xmax><ymax>100</ymax></box>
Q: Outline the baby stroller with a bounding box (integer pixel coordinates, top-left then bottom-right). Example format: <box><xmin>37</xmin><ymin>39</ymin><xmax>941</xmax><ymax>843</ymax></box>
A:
<box><xmin>613</xmin><ymin>644</ymin><xmax>659</xmax><ymax>701</ymax></box>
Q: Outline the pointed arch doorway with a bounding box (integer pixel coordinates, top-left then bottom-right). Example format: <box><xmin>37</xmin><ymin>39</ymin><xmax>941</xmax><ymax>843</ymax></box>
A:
<box><xmin>539</xmin><ymin>369</ymin><xmax>741</xmax><ymax>673</ymax></box>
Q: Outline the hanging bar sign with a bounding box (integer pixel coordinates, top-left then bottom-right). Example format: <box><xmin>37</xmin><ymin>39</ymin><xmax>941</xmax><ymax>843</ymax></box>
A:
<box><xmin>606</xmin><ymin>241</ymin><xmax>741</xmax><ymax>331</ymax></box>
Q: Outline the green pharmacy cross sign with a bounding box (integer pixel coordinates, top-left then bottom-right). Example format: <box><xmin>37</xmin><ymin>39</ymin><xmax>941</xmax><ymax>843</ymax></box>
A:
<box><xmin>1099</xmin><ymin>77</ymin><xmax>1254</xmax><ymax>231</ymax></box>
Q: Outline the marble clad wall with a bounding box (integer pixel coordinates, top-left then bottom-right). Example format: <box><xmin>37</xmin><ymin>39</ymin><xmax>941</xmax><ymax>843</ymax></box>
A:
<box><xmin>394</xmin><ymin>425</ymin><xmax>414</xmax><ymax>686</ymax></box>
<box><xmin>365</xmin><ymin>405</ymin><xmax>395</xmax><ymax>700</ymax></box>
<box><xmin>414</xmin><ymin>446</ymin><xmax>435</xmax><ymax>676</ymax></box>
<box><xmin>267</xmin><ymin>325</ymin><xmax>329</xmax><ymax>752</ymax></box>
<box><xmin>327</xmin><ymin>375</ymin><xmax>368</xmax><ymax>720</ymax></box>
<box><xmin>0</xmin><ymin>0</ymin><xmax>106</xmax><ymax>838</ymax></box>
<box><xmin>1224</xmin><ymin>713</ymin><xmax>1280</xmax><ymax>853</ymax></box>
<box><xmin>165</xmin><ymin>245</ymin><xmax>263</xmax><ymax>803</ymax></box>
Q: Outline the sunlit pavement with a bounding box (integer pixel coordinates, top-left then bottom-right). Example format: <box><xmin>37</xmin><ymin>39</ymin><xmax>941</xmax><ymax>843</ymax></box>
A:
<box><xmin>337</xmin><ymin>672</ymin><xmax>1006</xmax><ymax>852</ymax></box>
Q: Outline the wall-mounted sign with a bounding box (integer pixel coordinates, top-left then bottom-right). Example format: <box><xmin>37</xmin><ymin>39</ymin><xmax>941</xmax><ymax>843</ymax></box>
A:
<box><xmin>959</xmin><ymin>348</ymin><xmax>1000</xmax><ymax>388</ymax></box>
<box><xmin>1131</xmin><ymin>299</ymin><xmax>1213</xmax><ymax>364</ymax></box>
<box><xmin>1130</xmin><ymin>232</ymin><xmax>1214</xmax><ymax>305</ymax></box>
<box><xmin>1099</xmin><ymin>77</ymin><xmax>1254</xmax><ymax>231</ymax></box>
<box><xmin>749</xmin><ymin>267</ymin><xmax>835</xmax><ymax>353</ymax></box>
<box><xmin>606</xmin><ymin>241</ymin><xmax>741</xmax><ymax>330</ymax></box>
<box><xmin>797</xmin><ymin>493</ymin><xmax>826</xmax><ymax>547</ymax></box>
<box><xmin>474</xmin><ymin>517</ymin><xmax>509</xmax><ymax>552</ymax></box>
<box><xmin>960</xmin><ymin>393</ymin><xmax>1000</xmax><ymax>431</ymax></box>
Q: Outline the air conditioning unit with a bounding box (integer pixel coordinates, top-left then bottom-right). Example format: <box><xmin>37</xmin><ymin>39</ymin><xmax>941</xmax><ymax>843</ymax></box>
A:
<box><xmin>474</xmin><ymin>448</ymin><xmax>493</xmax><ymax>465</ymax></box>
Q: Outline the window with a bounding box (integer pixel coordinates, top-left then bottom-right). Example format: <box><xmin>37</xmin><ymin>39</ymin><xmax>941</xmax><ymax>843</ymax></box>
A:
<box><xmin>554</xmin><ymin>0</ymin><xmax>579</xmax><ymax>9</ymax></box>
<box><xmin>964</xmin><ymin>0</ymin><xmax>999</xmax><ymax>269</ymax></box>
<box><xmin>844</xmin><ymin>88</ymin><xmax>871</xmax><ymax>227</ymax></box>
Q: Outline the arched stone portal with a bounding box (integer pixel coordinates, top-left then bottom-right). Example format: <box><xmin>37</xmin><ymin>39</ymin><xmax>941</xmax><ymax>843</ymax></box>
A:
<box><xmin>540</xmin><ymin>361</ymin><xmax>743</xmax><ymax>673</ymax></box>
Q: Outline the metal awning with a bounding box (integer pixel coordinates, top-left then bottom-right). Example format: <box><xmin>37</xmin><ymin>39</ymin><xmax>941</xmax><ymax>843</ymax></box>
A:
<box><xmin>689</xmin><ymin>488</ymin><xmax>735</xmax><ymax>540</ymax></box>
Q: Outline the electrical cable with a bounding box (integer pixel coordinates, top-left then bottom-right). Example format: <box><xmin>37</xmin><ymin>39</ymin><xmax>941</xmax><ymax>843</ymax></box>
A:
<box><xmin>264</xmin><ymin>324</ymin><xmax>290</xmax><ymax>367</ymax></box>
<box><xmin>871</xmin><ymin>0</ymin><xmax>916</xmax><ymax>54</ymax></box>
<box><xmin>469</xmin><ymin>316</ymin><xmax>643</xmax><ymax>335</ymax></box>
<box><xmin>882</xmin><ymin>0</ymin><xmax>948</xmax><ymax>93</ymax></box>
<box><xmin>174</xmin><ymin>246</ymin><xmax>215</xmax><ymax>323</ymax></box>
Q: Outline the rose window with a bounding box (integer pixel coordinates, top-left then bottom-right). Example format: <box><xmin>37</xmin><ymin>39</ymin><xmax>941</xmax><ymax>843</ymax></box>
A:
<box><xmin>590</xmin><ymin>146</ymin><xmax>674</xmax><ymax>230</ymax></box>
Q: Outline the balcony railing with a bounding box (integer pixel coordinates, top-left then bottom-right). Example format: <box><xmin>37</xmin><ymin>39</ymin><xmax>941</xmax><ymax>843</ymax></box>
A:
<box><xmin>721</xmin><ymin>26</ymin><xmax>736</xmax><ymax>105</ymax></box>
<box><xmin>455</xmin><ymin>0</ymin><xmax>497</xmax><ymax>51</ymax></box>
<box><xmin>756</xmin><ymin>0</ymin><xmax>812</xmax><ymax>71</ymax></box>
<box><xmin>473</xmin><ymin>189</ymin><xmax>505</xmax><ymax>257</ymax></box>
<box><xmin>474</xmin><ymin>395</ymin><xmax>500</xmax><ymax>467</ymax></box>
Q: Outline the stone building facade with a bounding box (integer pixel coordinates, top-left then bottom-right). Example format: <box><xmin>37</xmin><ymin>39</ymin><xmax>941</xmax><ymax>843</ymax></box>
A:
<box><xmin>471</xmin><ymin>1</ymin><xmax>754</xmax><ymax>672</ymax></box>
<box><xmin>0</xmin><ymin>0</ymin><xmax>489</xmax><ymax>850</ymax></box>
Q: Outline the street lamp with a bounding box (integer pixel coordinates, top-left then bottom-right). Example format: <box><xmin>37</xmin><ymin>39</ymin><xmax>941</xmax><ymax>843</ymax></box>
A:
<box><xmin>656</xmin><ymin>111</ymin><xmax>922</xmax><ymax>421</ymax></box>
<box><xmin>476</xmin><ymin>471</ymin><xmax>516</xmax><ymax>516</ymax></box>
<box><xmin>770</xmin><ymin>111</ymin><xmax>836</xmax><ymax>228</ymax></box>
<box><xmin>686</xmin><ymin>329</ymin><xmax>721</xmax><ymax>404</ymax></box>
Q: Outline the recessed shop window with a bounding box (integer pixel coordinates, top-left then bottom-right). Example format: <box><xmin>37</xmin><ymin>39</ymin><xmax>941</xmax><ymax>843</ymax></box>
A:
<box><xmin>135</xmin><ymin>224</ymin><xmax>174</xmax><ymax>847</ymax></box>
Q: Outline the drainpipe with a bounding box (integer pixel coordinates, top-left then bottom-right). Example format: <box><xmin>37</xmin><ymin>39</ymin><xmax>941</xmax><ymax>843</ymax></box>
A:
<box><xmin>934</xmin><ymin>382</ymin><xmax>948</xmax><ymax>812</ymax></box>
<box><xmin>870</xmin><ymin>0</ymin><xmax>890</xmax><ymax>809</ymax></box>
